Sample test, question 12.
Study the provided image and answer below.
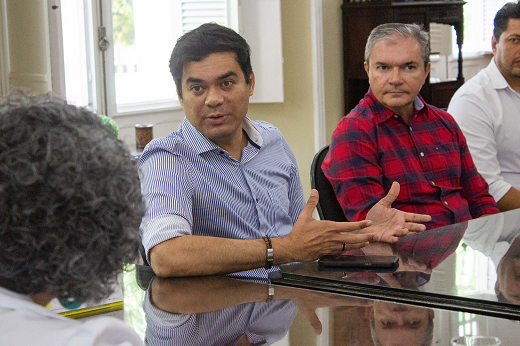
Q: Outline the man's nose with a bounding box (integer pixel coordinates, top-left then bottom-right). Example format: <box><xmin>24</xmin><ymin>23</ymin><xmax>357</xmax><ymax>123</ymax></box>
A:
<box><xmin>389</xmin><ymin>67</ymin><xmax>403</xmax><ymax>84</ymax></box>
<box><xmin>205</xmin><ymin>87</ymin><xmax>224</xmax><ymax>107</ymax></box>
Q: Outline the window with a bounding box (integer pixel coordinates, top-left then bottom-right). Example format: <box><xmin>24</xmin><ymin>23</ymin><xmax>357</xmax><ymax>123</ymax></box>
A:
<box><xmin>105</xmin><ymin>0</ymin><xmax>240</xmax><ymax>115</ymax></box>
<box><xmin>55</xmin><ymin>0</ymin><xmax>282</xmax><ymax>118</ymax></box>
<box><xmin>463</xmin><ymin>0</ymin><xmax>510</xmax><ymax>53</ymax></box>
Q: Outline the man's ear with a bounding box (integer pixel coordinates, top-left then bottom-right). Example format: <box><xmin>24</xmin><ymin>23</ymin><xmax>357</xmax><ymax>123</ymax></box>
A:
<box><xmin>364</xmin><ymin>61</ymin><xmax>370</xmax><ymax>77</ymax></box>
<box><xmin>248</xmin><ymin>71</ymin><xmax>256</xmax><ymax>96</ymax></box>
<box><xmin>492</xmin><ymin>35</ymin><xmax>498</xmax><ymax>55</ymax></box>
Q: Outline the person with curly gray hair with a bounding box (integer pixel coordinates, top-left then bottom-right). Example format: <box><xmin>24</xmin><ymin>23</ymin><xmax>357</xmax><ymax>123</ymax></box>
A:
<box><xmin>0</xmin><ymin>91</ymin><xmax>145</xmax><ymax>346</ymax></box>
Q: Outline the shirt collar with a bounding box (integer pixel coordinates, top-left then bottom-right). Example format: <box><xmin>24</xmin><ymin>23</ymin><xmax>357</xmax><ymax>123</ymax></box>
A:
<box><xmin>0</xmin><ymin>286</ymin><xmax>67</xmax><ymax>320</ymax></box>
<box><xmin>487</xmin><ymin>58</ymin><xmax>513</xmax><ymax>91</ymax></box>
<box><xmin>181</xmin><ymin>117</ymin><xmax>263</xmax><ymax>155</ymax></box>
<box><xmin>367</xmin><ymin>89</ymin><xmax>427</xmax><ymax>124</ymax></box>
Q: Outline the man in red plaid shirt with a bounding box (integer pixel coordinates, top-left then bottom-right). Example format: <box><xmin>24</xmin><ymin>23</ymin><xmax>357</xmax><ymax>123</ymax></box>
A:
<box><xmin>323</xmin><ymin>23</ymin><xmax>499</xmax><ymax>230</ymax></box>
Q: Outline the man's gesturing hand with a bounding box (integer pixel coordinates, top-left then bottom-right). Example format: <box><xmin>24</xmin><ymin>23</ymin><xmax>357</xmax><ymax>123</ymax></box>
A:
<box><xmin>276</xmin><ymin>189</ymin><xmax>375</xmax><ymax>263</ymax></box>
<box><xmin>363</xmin><ymin>182</ymin><xmax>432</xmax><ymax>243</ymax></box>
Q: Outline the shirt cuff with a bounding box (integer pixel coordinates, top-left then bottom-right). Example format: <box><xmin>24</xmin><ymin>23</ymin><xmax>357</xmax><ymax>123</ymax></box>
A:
<box><xmin>488</xmin><ymin>178</ymin><xmax>513</xmax><ymax>203</ymax></box>
<box><xmin>142</xmin><ymin>214</ymin><xmax>191</xmax><ymax>264</ymax></box>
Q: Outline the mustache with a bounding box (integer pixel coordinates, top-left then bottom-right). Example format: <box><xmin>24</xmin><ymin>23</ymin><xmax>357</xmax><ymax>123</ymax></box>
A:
<box><xmin>383</xmin><ymin>88</ymin><xmax>408</xmax><ymax>93</ymax></box>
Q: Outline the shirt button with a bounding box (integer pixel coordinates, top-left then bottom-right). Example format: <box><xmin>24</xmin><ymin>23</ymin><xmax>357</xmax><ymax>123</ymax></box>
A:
<box><xmin>219</xmin><ymin>150</ymin><xmax>224</xmax><ymax>154</ymax></box>
<box><xmin>409</xmin><ymin>127</ymin><xmax>412</xmax><ymax>131</ymax></box>
<box><xmin>444</xmin><ymin>201</ymin><xmax>448</xmax><ymax>205</ymax></box>
<box><xmin>394</xmin><ymin>115</ymin><xmax>398</xmax><ymax>118</ymax></box>
<box><xmin>431</xmin><ymin>181</ymin><xmax>435</xmax><ymax>185</ymax></box>
<box><xmin>420</xmin><ymin>152</ymin><xmax>425</xmax><ymax>157</ymax></box>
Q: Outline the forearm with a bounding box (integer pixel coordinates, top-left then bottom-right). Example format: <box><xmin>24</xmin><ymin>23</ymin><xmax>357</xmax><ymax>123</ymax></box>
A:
<box><xmin>150</xmin><ymin>235</ymin><xmax>273</xmax><ymax>277</ymax></box>
<box><xmin>497</xmin><ymin>187</ymin><xmax>520</xmax><ymax>212</ymax></box>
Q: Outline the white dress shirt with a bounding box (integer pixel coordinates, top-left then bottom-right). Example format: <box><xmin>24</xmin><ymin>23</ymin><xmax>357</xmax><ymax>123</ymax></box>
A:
<box><xmin>448</xmin><ymin>59</ymin><xmax>520</xmax><ymax>202</ymax></box>
<box><xmin>0</xmin><ymin>286</ymin><xmax>144</xmax><ymax>346</ymax></box>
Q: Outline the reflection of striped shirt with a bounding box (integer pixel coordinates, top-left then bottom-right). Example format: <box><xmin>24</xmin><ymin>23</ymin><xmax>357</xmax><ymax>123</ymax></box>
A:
<box><xmin>323</xmin><ymin>90</ymin><xmax>499</xmax><ymax>229</ymax></box>
<box><xmin>138</xmin><ymin>117</ymin><xmax>305</xmax><ymax>278</ymax></box>
<box><xmin>143</xmin><ymin>287</ymin><xmax>297</xmax><ymax>346</ymax></box>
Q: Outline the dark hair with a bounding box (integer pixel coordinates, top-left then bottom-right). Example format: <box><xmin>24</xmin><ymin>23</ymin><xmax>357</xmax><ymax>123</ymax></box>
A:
<box><xmin>169</xmin><ymin>23</ymin><xmax>253</xmax><ymax>98</ymax></box>
<box><xmin>365</xmin><ymin>23</ymin><xmax>430</xmax><ymax>69</ymax></box>
<box><xmin>0</xmin><ymin>91</ymin><xmax>145</xmax><ymax>303</ymax></box>
<box><xmin>494</xmin><ymin>2</ymin><xmax>520</xmax><ymax>41</ymax></box>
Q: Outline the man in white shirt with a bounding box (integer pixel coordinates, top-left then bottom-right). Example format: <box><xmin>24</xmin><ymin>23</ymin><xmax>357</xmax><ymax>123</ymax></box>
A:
<box><xmin>448</xmin><ymin>2</ymin><xmax>520</xmax><ymax>212</ymax></box>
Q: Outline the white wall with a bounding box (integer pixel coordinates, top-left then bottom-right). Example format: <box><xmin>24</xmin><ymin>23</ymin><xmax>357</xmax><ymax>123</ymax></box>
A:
<box><xmin>6</xmin><ymin>0</ymin><xmax>52</xmax><ymax>94</ymax></box>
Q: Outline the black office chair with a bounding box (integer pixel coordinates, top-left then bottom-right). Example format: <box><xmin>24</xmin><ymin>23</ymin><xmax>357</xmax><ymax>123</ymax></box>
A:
<box><xmin>140</xmin><ymin>243</ymin><xmax>148</xmax><ymax>265</ymax></box>
<box><xmin>310</xmin><ymin>145</ymin><xmax>348</xmax><ymax>222</ymax></box>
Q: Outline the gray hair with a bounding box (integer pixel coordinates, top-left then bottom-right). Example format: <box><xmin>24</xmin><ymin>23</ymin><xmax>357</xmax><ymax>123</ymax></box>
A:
<box><xmin>0</xmin><ymin>91</ymin><xmax>145</xmax><ymax>303</ymax></box>
<box><xmin>364</xmin><ymin>23</ymin><xmax>430</xmax><ymax>68</ymax></box>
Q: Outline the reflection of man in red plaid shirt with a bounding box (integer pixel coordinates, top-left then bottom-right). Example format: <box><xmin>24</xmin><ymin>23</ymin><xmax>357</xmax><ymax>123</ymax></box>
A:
<box><xmin>323</xmin><ymin>23</ymin><xmax>499</xmax><ymax>230</ymax></box>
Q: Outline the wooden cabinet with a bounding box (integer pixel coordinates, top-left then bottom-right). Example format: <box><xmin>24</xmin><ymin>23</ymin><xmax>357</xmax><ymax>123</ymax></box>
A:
<box><xmin>342</xmin><ymin>0</ymin><xmax>465</xmax><ymax>111</ymax></box>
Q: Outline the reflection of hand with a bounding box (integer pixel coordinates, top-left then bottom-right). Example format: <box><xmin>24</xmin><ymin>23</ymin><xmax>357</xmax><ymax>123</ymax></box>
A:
<box><xmin>275</xmin><ymin>285</ymin><xmax>373</xmax><ymax>335</ymax></box>
<box><xmin>363</xmin><ymin>182</ymin><xmax>431</xmax><ymax>243</ymax></box>
<box><xmin>362</xmin><ymin>242</ymin><xmax>432</xmax><ymax>274</ymax></box>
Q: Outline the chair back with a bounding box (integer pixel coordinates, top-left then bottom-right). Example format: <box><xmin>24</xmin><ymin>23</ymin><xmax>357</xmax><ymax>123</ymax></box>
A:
<box><xmin>310</xmin><ymin>146</ymin><xmax>348</xmax><ymax>222</ymax></box>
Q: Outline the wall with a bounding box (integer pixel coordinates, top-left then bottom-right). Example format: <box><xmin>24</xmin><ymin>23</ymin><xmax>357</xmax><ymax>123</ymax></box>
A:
<box><xmin>247</xmin><ymin>0</ymin><xmax>316</xmax><ymax>197</ymax></box>
<box><xmin>6</xmin><ymin>0</ymin><xmax>52</xmax><ymax>93</ymax></box>
<box><xmin>322</xmin><ymin>0</ymin><xmax>345</xmax><ymax>142</ymax></box>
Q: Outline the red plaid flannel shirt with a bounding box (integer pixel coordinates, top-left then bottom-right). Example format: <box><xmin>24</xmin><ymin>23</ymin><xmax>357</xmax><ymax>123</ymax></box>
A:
<box><xmin>322</xmin><ymin>90</ymin><xmax>499</xmax><ymax>229</ymax></box>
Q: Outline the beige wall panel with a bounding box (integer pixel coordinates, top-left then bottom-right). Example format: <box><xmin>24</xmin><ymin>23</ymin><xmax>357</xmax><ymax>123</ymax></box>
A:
<box><xmin>322</xmin><ymin>0</ymin><xmax>345</xmax><ymax>143</ymax></box>
<box><xmin>247</xmin><ymin>0</ymin><xmax>315</xmax><ymax>197</ymax></box>
<box><xmin>6</xmin><ymin>0</ymin><xmax>51</xmax><ymax>93</ymax></box>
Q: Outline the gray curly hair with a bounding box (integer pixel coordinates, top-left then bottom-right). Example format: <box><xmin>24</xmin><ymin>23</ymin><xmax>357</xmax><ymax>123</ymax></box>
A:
<box><xmin>0</xmin><ymin>91</ymin><xmax>145</xmax><ymax>303</ymax></box>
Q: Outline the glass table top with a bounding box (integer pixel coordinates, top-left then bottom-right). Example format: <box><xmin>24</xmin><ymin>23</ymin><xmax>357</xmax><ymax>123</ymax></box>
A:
<box><xmin>73</xmin><ymin>209</ymin><xmax>520</xmax><ymax>345</ymax></box>
<box><xmin>113</xmin><ymin>265</ymin><xmax>520</xmax><ymax>345</ymax></box>
<box><xmin>275</xmin><ymin>208</ymin><xmax>520</xmax><ymax>320</ymax></box>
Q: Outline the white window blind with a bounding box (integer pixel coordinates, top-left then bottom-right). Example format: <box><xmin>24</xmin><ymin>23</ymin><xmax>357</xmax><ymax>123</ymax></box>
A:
<box><xmin>181</xmin><ymin>0</ymin><xmax>227</xmax><ymax>32</ymax></box>
<box><xmin>463</xmin><ymin>0</ymin><xmax>510</xmax><ymax>53</ymax></box>
<box><xmin>430</xmin><ymin>23</ymin><xmax>453</xmax><ymax>56</ymax></box>
<box><xmin>483</xmin><ymin>0</ymin><xmax>509</xmax><ymax>44</ymax></box>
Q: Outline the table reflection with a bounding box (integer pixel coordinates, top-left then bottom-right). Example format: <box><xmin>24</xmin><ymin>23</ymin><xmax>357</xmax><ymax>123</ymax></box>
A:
<box><xmin>277</xmin><ymin>209</ymin><xmax>520</xmax><ymax>317</ymax></box>
<box><xmin>128</xmin><ymin>267</ymin><xmax>517</xmax><ymax>346</ymax></box>
<box><xmin>278</xmin><ymin>219</ymin><xmax>466</xmax><ymax>290</ymax></box>
<box><xmin>369</xmin><ymin>301</ymin><xmax>434</xmax><ymax>346</ymax></box>
<box><xmin>142</xmin><ymin>273</ymin><xmax>296</xmax><ymax>345</ymax></box>
<box><xmin>463</xmin><ymin>210</ymin><xmax>520</xmax><ymax>305</ymax></box>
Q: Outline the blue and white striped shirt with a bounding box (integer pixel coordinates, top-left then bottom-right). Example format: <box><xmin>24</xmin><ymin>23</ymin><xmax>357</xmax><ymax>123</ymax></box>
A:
<box><xmin>138</xmin><ymin>117</ymin><xmax>305</xmax><ymax>277</ymax></box>
<box><xmin>143</xmin><ymin>286</ymin><xmax>297</xmax><ymax>346</ymax></box>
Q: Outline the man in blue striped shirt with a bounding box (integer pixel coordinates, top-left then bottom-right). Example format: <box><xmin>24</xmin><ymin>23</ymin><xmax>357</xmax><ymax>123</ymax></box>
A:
<box><xmin>138</xmin><ymin>23</ymin><xmax>431</xmax><ymax>278</ymax></box>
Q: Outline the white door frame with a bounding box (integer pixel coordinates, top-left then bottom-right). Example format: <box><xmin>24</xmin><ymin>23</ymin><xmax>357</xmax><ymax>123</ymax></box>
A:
<box><xmin>0</xmin><ymin>0</ymin><xmax>9</xmax><ymax>96</ymax></box>
<box><xmin>311</xmin><ymin>0</ymin><xmax>326</xmax><ymax>152</ymax></box>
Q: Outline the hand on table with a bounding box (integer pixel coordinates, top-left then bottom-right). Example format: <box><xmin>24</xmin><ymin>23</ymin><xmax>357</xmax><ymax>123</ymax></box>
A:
<box><xmin>362</xmin><ymin>182</ymin><xmax>431</xmax><ymax>243</ymax></box>
<box><xmin>277</xmin><ymin>189</ymin><xmax>375</xmax><ymax>262</ymax></box>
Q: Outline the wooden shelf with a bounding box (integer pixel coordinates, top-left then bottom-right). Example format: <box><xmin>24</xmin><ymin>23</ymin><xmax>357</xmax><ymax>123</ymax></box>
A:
<box><xmin>342</xmin><ymin>0</ymin><xmax>465</xmax><ymax>111</ymax></box>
